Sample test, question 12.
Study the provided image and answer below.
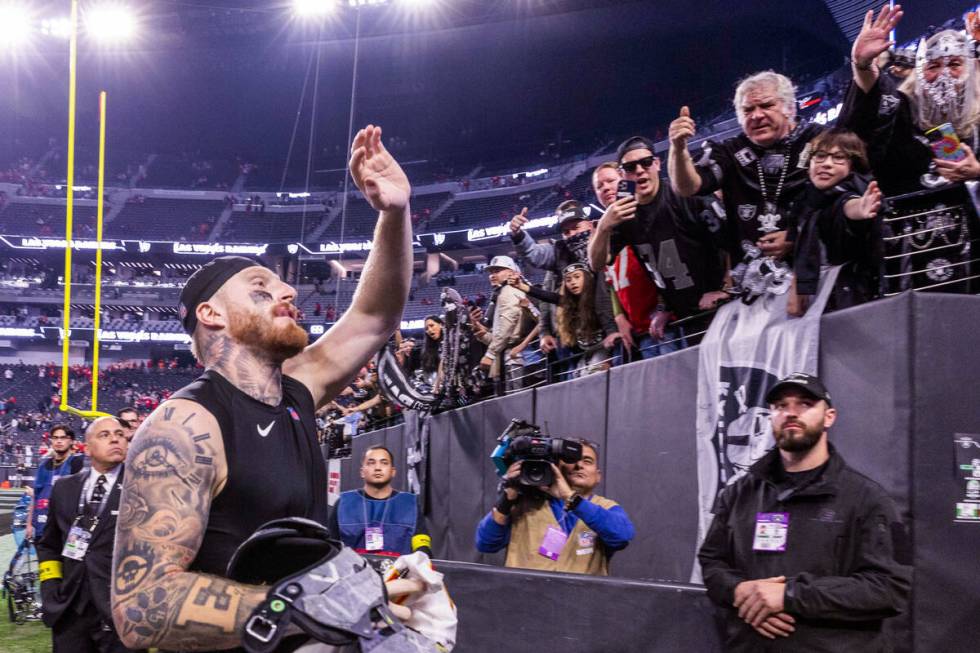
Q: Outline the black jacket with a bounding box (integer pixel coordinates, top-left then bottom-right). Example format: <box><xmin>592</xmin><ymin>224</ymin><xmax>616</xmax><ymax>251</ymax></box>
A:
<box><xmin>36</xmin><ymin>466</ymin><xmax>125</xmax><ymax>628</ymax></box>
<box><xmin>698</xmin><ymin>445</ymin><xmax>911</xmax><ymax>652</ymax></box>
<box><xmin>837</xmin><ymin>74</ymin><xmax>939</xmax><ymax>197</ymax></box>
<box><xmin>787</xmin><ymin>174</ymin><xmax>879</xmax><ymax>309</ymax></box>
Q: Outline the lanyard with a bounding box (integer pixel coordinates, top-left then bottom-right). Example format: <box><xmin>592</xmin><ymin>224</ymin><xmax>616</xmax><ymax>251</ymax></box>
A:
<box><xmin>361</xmin><ymin>492</ymin><xmax>393</xmax><ymax>530</ymax></box>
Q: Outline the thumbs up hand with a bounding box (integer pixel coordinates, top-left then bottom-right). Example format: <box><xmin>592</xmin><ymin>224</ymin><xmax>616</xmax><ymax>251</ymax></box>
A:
<box><xmin>669</xmin><ymin>106</ymin><xmax>696</xmax><ymax>148</ymax></box>
<box><xmin>509</xmin><ymin>207</ymin><xmax>529</xmax><ymax>236</ymax></box>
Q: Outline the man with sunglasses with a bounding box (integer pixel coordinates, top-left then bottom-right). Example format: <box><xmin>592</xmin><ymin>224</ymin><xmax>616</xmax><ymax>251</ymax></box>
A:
<box><xmin>475</xmin><ymin>439</ymin><xmax>634</xmax><ymax>576</ymax></box>
<box><xmin>589</xmin><ymin>136</ymin><xmax>728</xmax><ymax>347</ymax></box>
<box><xmin>668</xmin><ymin>71</ymin><xmax>823</xmax><ymax>266</ymax></box>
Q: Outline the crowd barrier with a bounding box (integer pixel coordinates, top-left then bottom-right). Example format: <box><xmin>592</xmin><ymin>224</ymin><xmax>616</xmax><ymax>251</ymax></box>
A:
<box><xmin>339</xmin><ymin>292</ymin><xmax>980</xmax><ymax>652</ymax></box>
<box><xmin>434</xmin><ymin>560</ymin><xmax>721</xmax><ymax>652</ymax></box>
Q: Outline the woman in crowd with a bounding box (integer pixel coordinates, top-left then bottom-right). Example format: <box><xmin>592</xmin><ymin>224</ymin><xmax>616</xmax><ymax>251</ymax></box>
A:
<box><xmin>508</xmin><ymin>265</ymin><xmax>619</xmax><ymax>378</ymax></box>
<box><xmin>419</xmin><ymin>315</ymin><xmax>444</xmax><ymax>387</ymax></box>
<box><xmin>554</xmin><ymin>263</ymin><xmax>620</xmax><ymax>377</ymax></box>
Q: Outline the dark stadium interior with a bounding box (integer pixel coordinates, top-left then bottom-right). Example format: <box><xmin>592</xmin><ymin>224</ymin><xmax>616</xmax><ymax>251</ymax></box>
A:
<box><xmin>2</xmin><ymin>1</ymin><xmax>980</xmax><ymax>651</ymax></box>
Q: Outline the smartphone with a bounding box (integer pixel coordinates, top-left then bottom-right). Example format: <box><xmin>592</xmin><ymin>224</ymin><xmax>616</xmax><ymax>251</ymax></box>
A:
<box><xmin>616</xmin><ymin>179</ymin><xmax>637</xmax><ymax>200</ymax></box>
<box><xmin>925</xmin><ymin>123</ymin><xmax>967</xmax><ymax>162</ymax></box>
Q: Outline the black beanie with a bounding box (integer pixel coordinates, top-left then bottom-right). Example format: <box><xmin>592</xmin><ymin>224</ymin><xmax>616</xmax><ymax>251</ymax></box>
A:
<box><xmin>178</xmin><ymin>256</ymin><xmax>264</xmax><ymax>334</ymax></box>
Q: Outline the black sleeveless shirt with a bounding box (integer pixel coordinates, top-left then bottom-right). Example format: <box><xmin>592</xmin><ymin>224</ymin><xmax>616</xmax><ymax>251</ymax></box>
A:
<box><xmin>171</xmin><ymin>369</ymin><xmax>329</xmax><ymax>577</ymax></box>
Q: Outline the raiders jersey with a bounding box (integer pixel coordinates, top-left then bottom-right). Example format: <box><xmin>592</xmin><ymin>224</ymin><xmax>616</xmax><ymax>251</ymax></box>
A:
<box><xmin>608</xmin><ymin>184</ymin><xmax>726</xmax><ymax>319</ymax></box>
<box><xmin>695</xmin><ymin>122</ymin><xmax>823</xmax><ymax>259</ymax></box>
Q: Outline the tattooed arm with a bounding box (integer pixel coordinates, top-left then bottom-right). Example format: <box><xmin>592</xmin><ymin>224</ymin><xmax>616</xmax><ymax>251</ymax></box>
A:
<box><xmin>111</xmin><ymin>399</ymin><xmax>266</xmax><ymax>651</ymax></box>
<box><xmin>285</xmin><ymin>126</ymin><xmax>412</xmax><ymax>408</ymax></box>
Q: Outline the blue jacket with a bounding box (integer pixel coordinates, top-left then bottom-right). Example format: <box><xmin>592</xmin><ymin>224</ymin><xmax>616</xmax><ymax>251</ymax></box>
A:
<box><xmin>333</xmin><ymin>489</ymin><xmax>419</xmax><ymax>554</ymax></box>
<box><xmin>31</xmin><ymin>454</ymin><xmax>84</xmax><ymax>535</ymax></box>
<box><xmin>475</xmin><ymin>494</ymin><xmax>634</xmax><ymax>554</ymax></box>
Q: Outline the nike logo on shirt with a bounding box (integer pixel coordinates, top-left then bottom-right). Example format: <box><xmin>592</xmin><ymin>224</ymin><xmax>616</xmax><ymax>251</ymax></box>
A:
<box><xmin>257</xmin><ymin>421</ymin><xmax>275</xmax><ymax>437</ymax></box>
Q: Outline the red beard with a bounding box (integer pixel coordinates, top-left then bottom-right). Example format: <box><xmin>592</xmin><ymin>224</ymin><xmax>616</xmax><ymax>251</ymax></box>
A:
<box><xmin>227</xmin><ymin>305</ymin><xmax>308</xmax><ymax>362</ymax></box>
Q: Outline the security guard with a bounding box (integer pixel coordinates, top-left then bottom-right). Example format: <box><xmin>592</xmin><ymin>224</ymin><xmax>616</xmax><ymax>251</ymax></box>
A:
<box><xmin>37</xmin><ymin>417</ymin><xmax>138</xmax><ymax>653</ymax></box>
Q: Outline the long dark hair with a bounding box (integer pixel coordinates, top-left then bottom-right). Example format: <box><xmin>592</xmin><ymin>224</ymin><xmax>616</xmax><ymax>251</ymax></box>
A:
<box><xmin>557</xmin><ymin>270</ymin><xmax>600</xmax><ymax>347</ymax></box>
<box><xmin>420</xmin><ymin>315</ymin><xmax>443</xmax><ymax>374</ymax></box>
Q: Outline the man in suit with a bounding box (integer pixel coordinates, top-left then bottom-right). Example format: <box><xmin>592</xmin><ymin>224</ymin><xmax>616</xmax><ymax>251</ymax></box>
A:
<box><xmin>37</xmin><ymin>416</ymin><xmax>138</xmax><ymax>653</ymax></box>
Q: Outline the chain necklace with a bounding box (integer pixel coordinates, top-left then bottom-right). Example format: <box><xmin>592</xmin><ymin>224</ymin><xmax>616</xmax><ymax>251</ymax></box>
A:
<box><xmin>756</xmin><ymin>144</ymin><xmax>790</xmax><ymax>233</ymax></box>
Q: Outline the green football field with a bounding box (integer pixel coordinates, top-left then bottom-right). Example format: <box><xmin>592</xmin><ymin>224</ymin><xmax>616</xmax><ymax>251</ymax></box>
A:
<box><xmin>0</xmin><ymin>619</ymin><xmax>50</xmax><ymax>653</ymax></box>
<box><xmin>1</xmin><ymin>533</ymin><xmax>50</xmax><ymax>653</ymax></box>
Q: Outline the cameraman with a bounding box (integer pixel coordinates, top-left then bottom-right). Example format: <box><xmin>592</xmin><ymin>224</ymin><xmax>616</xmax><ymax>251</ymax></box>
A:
<box><xmin>474</xmin><ymin>441</ymin><xmax>634</xmax><ymax>576</ymax></box>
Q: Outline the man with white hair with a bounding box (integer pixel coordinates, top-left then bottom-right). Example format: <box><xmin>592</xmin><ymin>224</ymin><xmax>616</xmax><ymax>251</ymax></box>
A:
<box><xmin>840</xmin><ymin>5</ymin><xmax>980</xmax><ymax>194</ymax></box>
<box><xmin>668</xmin><ymin>71</ymin><xmax>823</xmax><ymax>265</ymax></box>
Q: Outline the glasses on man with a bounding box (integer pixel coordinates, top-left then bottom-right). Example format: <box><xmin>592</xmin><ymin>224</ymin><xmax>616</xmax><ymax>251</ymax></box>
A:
<box><xmin>620</xmin><ymin>156</ymin><xmax>656</xmax><ymax>174</ymax></box>
<box><xmin>811</xmin><ymin>150</ymin><xmax>849</xmax><ymax>164</ymax></box>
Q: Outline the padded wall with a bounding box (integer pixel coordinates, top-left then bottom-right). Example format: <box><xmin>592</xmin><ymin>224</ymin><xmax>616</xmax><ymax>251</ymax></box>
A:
<box><xmin>436</xmin><ymin>560</ymin><xmax>722</xmax><ymax>653</ymax></box>
<box><xmin>338</xmin><ymin>293</ymin><xmax>980</xmax><ymax>651</ymax></box>
<box><xmin>909</xmin><ymin>294</ymin><xmax>980</xmax><ymax>650</ymax></box>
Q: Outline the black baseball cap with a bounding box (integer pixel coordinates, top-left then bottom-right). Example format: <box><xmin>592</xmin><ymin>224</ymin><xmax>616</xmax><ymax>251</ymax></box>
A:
<box><xmin>178</xmin><ymin>256</ymin><xmax>265</xmax><ymax>334</ymax></box>
<box><xmin>616</xmin><ymin>136</ymin><xmax>657</xmax><ymax>164</ymax></box>
<box><xmin>555</xmin><ymin>200</ymin><xmax>591</xmax><ymax>229</ymax></box>
<box><xmin>765</xmin><ymin>372</ymin><xmax>833</xmax><ymax>406</ymax></box>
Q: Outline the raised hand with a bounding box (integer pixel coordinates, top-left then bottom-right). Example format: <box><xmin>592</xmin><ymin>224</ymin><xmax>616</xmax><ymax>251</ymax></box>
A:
<box><xmin>969</xmin><ymin>11</ymin><xmax>980</xmax><ymax>42</ymax></box>
<box><xmin>510</xmin><ymin>207</ymin><xmax>529</xmax><ymax>236</ymax></box>
<box><xmin>852</xmin><ymin>5</ymin><xmax>903</xmax><ymax>68</ymax></box>
<box><xmin>349</xmin><ymin>124</ymin><xmax>410</xmax><ymax>213</ymax></box>
<box><xmin>857</xmin><ymin>180</ymin><xmax>882</xmax><ymax>219</ymax></box>
<box><xmin>669</xmin><ymin>106</ymin><xmax>696</xmax><ymax>148</ymax></box>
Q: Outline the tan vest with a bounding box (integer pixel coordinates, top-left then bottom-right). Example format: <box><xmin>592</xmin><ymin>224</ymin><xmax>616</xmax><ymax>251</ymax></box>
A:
<box><xmin>505</xmin><ymin>494</ymin><xmax>618</xmax><ymax>576</ymax></box>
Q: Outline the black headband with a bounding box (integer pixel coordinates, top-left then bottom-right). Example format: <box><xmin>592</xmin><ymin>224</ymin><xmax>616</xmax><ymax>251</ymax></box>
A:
<box><xmin>178</xmin><ymin>256</ymin><xmax>264</xmax><ymax>334</ymax></box>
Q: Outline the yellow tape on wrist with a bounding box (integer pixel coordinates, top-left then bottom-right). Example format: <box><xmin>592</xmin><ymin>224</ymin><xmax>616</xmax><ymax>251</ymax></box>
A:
<box><xmin>412</xmin><ymin>534</ymin><xmax>432</xmax><ymax>551</ymax></box>
<box><xmin>39</xmin><ymin>560</ymin><xmax>63</xmax><ymax>582</ymax></box>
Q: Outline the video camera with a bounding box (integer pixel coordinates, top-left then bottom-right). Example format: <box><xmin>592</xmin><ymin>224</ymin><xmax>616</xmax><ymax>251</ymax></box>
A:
<box><xmin>491</xmin><ymin>419</ymin><xmax>583</xmax><ymax>487</ymax></box>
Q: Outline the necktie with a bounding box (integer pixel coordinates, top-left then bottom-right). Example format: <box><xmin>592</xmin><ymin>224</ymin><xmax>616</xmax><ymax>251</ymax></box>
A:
<box><xmin>85</xmin><ymin>474</ymin><xmax>107</xmax><ymax>517</ymax></box>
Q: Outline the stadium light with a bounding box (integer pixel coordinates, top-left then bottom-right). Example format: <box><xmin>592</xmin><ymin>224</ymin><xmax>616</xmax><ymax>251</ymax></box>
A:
<box><xmin>0</xmin><ymin>5</ymin><xmax>32</xmax><ymax>49</ymax></box>
<box><xmin>84</xmin><ymin>4</ymin><xmax>138</xmax><ymax>43</ymax></box>
<box><xmin>40</xmin><ymin>17</ymin><xmax>72</xmax><ymax>39</ymax></box>
<box><xmin>294</xmin><ymin>0</ymin><xmax>339</xmax><ymax>17</ymax></box>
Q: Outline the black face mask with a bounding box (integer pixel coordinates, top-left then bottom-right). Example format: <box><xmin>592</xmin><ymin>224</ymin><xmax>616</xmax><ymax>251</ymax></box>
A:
<box><xmin>563</xmin><ymin>230</ymin><xmax>592</xmax><ymax>265</ymax></box>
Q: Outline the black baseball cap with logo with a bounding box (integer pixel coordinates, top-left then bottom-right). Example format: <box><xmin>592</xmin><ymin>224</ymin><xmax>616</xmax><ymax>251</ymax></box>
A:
<box><xmin>765</xmin><ymin>372</ymin><xmax>833</xmax><ymax>406</ymax></box>
<box><xmin>555</xmin><ymin>201</ymin><xmax>591</xmax><ymax>230</ymax></box>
